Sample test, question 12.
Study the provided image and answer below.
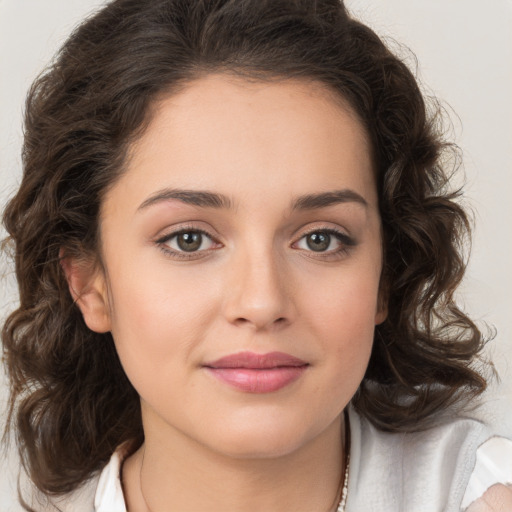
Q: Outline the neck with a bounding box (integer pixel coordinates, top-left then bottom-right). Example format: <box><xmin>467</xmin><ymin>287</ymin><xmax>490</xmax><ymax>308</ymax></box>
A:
<box><xmin>122</xmin><ymin>412</ymin><xmax>347</xmax><ymax>512</ymax></box>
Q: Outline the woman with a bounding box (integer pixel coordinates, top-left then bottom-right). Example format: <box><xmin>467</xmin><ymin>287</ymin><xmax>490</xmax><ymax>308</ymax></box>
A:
<box><xmin>2</xmin><ymin>0</ymin><xmax>511</xmax><ymax>511</ymax></box>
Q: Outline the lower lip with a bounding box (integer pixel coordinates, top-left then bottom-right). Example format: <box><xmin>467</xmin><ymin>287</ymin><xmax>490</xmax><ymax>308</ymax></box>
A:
<box><xmin>205</xmin><ymin>366</ymin><xmax>307</xmax><ymax>393</ymax></box>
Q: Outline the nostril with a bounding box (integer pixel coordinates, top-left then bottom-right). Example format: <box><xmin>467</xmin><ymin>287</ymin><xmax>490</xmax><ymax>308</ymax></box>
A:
<box><xmin>232</xmin><ymin>316</ymin><xmax>288</xmax><ymax>329</ymax></box>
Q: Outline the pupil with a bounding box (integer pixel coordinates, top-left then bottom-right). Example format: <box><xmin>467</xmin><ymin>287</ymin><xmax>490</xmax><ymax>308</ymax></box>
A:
<box><xmin>177</xmin><ymin>232</ymin><xmax>202</xmax><ymax>252</ymax></box>
<box><xmin>307</xmin><ymin>232</ymin><xmax>330</xmax><ymax>251</ymax></box>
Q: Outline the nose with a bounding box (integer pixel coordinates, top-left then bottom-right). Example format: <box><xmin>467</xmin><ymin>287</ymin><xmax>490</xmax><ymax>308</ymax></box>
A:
<box><xmin>222</xmin><ymin>246</ymin><xmax>294</xmax><ymax>331</ymax></box>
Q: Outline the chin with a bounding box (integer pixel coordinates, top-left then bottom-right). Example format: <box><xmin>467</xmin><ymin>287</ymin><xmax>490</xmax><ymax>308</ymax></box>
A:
<box><xmin>198</xmin><ymin>414</ymin><xmax>329</xmax><ymax>461</ymax></box>
<box><xmin>213</xmin><ymin>432</ymin><xmax>309</xmax><ymax>460</ymax></box>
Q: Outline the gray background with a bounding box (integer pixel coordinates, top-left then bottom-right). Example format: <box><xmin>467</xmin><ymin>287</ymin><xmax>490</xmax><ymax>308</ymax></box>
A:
<box><xmin>1</xmin><ymin>0</ymin><xmax>511</xmax><ymax>509</ymax></box>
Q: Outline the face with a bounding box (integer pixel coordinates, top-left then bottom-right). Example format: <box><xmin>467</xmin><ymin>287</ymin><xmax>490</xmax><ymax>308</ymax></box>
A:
<box><xmin>82</xmin><ymin>74</ymin><xmax>385</xmax><ymax>459</ymax></box>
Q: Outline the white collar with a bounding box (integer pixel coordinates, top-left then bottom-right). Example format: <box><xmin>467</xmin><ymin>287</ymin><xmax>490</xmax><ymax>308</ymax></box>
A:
<box><xmin>94</xmin><ymin>444</ymin><xmax>129</xmax><ymax>512</ymax></box>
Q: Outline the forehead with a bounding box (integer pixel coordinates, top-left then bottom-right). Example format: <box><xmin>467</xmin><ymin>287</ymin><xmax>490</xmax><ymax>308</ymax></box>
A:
<box><xmin>107</xmin><ymin>74</ymin><xmax>376</xmax><ymax>214</ymax></box>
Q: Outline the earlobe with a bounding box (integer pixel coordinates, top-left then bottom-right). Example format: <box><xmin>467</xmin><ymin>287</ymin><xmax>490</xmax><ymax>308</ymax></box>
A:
<box><xmin>60</xmin><ymin>251</ymin><xmax>111</xmax><ymax>333</ymax></box>
<box><xmin>375</xmin><ymin>278</ymin><xmax>389</xmax><ymax>325</ymax></box>
<box><xmin>375</xmin><ymin>305</ymin><xmax>388</xmax><ymax>325</ymax></box>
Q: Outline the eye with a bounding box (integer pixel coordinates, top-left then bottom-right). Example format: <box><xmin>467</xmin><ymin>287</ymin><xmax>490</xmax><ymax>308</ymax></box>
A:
<box><xmin>294</xmin><ymin>229</ymin><xmax>355</xmax><ymax>254</ymax></box>
<box><xmin>157</xmin><ymin>229</ymin><xmax>218</xmax><ymax>255</ymax></box>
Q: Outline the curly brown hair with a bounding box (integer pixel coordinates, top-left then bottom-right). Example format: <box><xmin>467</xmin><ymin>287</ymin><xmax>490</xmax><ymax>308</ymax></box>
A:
<box><xmin>2</xmin><ymin>0</ymin><xmax>488</xmax><ymax>499</ymax></box>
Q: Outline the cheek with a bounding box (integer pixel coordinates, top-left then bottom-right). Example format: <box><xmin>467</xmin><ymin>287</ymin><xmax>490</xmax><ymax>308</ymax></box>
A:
<box><xmin>296</xmin><ymin>261</ymin><xmax>380</xmax><ymax>377</ymax></box>
<box><xmin>300</xmin><ymin>264</ymin><xmax>381</xmax><ymax>336</ymax></box>
<box><xmin>107</xmin><ymin>254</ymin><xmax>217</xmax><ymax>333</ymax></box>
<box><xmin>104</xmin><ymin>260</ymin><xmax>220</xmax><ymax>385</ymax></box>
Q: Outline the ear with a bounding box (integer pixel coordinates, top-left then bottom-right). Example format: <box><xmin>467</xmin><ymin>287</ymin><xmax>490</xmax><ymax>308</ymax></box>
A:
<box><xmin>375</xmin><ymin>275</ymin><xmax>389</xmax><ymax>325</ymax></box>
<box><xmin>375</xmin><ymin>302</ymin><xmax>388</xmax><ymax>325</ymax></box>
<box><xmin>60</xmin><ymin>250</ymin><xmax>111</xmax><ymax>333</ymax></box>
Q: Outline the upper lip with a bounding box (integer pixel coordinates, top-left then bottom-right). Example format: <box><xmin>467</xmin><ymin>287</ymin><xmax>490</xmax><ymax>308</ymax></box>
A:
<box><xmin>204</xmin><ymin>351</ymin><xmax>308</xmax><ymax>369</ymax></box>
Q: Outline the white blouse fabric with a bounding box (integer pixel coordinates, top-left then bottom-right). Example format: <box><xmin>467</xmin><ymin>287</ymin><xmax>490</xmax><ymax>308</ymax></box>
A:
<box><xmin>87</xmin><ymin>408</ymin><xmax>512</xmax><ymax>512</ymax></box>
<box><xmin>461</xmin><ymin>436</ymin><xmax>512</xmax><ymax>509</ymax></box>
<box><xmin>94</xmin><ymin>448</ymin><xmax>127</xmax><ymax>512</ymax></box>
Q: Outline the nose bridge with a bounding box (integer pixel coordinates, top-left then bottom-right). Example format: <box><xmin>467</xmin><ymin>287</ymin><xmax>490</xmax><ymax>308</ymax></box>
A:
<box><xmin>223</xmin><ymin>237</ymin><xmax>291</xmax><ymax>330</ymax></box>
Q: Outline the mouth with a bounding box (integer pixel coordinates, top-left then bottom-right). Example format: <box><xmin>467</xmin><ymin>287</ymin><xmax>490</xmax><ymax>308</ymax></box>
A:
<box><xmin>203</xmin><ymin>351</ymin><xmax>309</xmax><ymax>393</ymax></box>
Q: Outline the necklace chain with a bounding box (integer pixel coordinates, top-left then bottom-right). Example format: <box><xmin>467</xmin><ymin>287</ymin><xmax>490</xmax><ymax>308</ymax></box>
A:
<box><xmin>139</xmin><ymin>412</ymin><xmax>351</xmax><ymax>512</ymax></box>
<box><xmin>337</xmin><ymin>451</ymin><xmax>350</xmax><ymax>511</ymax></box>
<box><xmin>336</xmin><ymin>408</ymin><xmax>351</xmax><ymax>512</ymax></box>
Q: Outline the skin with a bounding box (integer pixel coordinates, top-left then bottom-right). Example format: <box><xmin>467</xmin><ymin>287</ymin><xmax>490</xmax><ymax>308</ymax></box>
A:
<box><xmin>63</xmin><ymin>74</ymin><xmax>511</xmax><ymax>512</ymax></box>
<box><xmin>467</xmin><ymin>485</ymin><xmax>512</xmax><ymax>512</ymax></box>
<box><xmin>68</xmin><ymin>74</ymin><xmax>386</xmax><ymax>511</ymax></box>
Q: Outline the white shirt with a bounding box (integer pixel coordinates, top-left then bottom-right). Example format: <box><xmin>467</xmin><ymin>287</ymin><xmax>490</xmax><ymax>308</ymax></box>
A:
<box><xmin>89</xmin><ymin>408</ymin><xmax>512</xmax><ymax>512</ymax></box>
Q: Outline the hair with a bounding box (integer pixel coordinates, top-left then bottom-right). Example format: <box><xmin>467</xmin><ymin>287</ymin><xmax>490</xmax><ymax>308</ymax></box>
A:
<box><xmin>2</xmin><ymin>0</ymin><xmax>489</xmax><ymax>500</ymax></box>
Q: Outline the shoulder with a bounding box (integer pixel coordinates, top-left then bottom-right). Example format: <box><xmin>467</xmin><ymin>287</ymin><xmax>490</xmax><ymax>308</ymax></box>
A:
<box><xmin>348</xmin><ymin>403</ymin><xmax>490</xmax><ymax>477</ymax></box>
<box><xmin>22</xmin><ymin>445</ymin><xmax>129</xmax><ymax>512</ymax></box>
<box><xmin>346</xmin><ymin>406</ymin><xmax>495</xmax><ymax>512</ymax></box>
<box><xmin>463</xmin><ymin>436</ymin><xmax>512</xmax><ymax>511</ymax></box>
<box><xmin>24</xmin><ymin>475</ymin><xmax>99</xmax><ymax>512</ymax></box>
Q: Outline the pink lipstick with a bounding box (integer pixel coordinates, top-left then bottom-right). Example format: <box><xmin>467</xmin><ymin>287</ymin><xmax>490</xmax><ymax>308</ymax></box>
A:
<box><xmin>203</xmin><ymin>351</ymin><xmax>308</xmax><ymax>393</ymax></box>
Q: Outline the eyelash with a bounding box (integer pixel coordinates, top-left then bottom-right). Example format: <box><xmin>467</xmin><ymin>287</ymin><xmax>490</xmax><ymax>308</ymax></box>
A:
<box><xmin>155</xmin><ymin>226</ymin><xmax>356</xmax><ymax>261</ymax></box>
<box><xmin>155</xmin><ymin>226</ymin><xmax>220</xmax><ymax>260</ymax></box>
<box><xmin>294</xmin><ymin>227</ymin><xmax>356</xmax><ymax>260</ymax></box>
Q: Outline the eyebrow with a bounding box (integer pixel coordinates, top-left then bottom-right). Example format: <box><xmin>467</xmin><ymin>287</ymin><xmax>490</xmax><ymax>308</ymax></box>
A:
<box><xmin>137</xmin><ymin>188</ymin><xmax>368</xmax><ymax>212</ymax></box>
<box><xmin>291</xmin><ymin>189</ymin><xmax>368</xmax><ymax>210</ymax></box>
<box><xmin>138</xmin><ymin>189</ymin><xmax>234</xmax><ymax>211</ymax></box>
